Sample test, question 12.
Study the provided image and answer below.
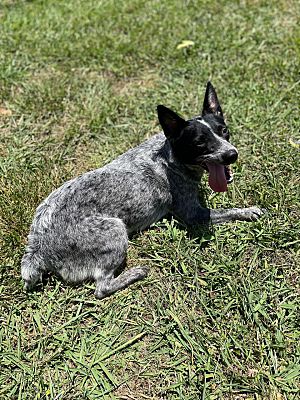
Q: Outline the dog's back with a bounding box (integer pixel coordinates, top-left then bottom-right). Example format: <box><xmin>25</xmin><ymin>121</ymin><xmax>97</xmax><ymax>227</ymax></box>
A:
<box><xmin>29</xmin><ymin>133</ymin><xmax>173</xmax><ymax>235</ymax></box>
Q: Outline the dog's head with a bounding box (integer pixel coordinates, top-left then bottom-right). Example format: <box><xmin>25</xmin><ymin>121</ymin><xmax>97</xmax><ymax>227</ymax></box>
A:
<box><xmin>157</xmin><ymin>81</ymin><xmax>238</xmax><ymax>192</ymax></box>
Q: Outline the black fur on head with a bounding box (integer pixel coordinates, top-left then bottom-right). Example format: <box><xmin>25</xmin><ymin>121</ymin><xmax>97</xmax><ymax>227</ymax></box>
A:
<box><xmin>157</xmin><ymin>82</ymin><xmax>232</xmax><ymax>166</ymax></box>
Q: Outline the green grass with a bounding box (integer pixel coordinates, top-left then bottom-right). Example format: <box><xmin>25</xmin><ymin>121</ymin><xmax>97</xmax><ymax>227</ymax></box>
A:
<box><xmin>0</xmin><ymin>0</ymin><xmax>299</xmax><ymax>398</ymax></box>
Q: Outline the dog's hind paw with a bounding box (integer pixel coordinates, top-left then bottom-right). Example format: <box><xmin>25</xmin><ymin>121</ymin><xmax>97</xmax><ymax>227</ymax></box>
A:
<box><xmin>94</xmin><ymin>266</ymin><xmax>150</xmax><ymax>299</ymax></box>
<box><xmin>133</xmin><ymin>266</ymin><xmax>150</xmax><ymax>279</ymax></box>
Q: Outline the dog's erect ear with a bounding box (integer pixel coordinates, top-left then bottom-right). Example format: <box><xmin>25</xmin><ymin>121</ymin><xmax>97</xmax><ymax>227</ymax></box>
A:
<box><xmin>157</xmin><ymin>105</ymin><xmax>187</xmax><ymax>139</ymax></box>
<box><xmin>202</xmin><ymin>81</ymin><xmax>223</xmax><ymax>117</ymax></box>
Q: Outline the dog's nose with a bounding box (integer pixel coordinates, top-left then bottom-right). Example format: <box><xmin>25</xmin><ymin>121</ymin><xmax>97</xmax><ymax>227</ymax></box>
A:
<box><xmin>222</xmin><ymin>149</ymin><xmax>238</xmax><ymax>164</ymax></box>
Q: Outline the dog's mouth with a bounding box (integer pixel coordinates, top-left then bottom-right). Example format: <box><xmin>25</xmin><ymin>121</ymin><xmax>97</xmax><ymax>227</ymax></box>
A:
<box><xmin>204</xmin><ymin>163</ymin><xmax>233</xmax><ymax>192</ymax></box>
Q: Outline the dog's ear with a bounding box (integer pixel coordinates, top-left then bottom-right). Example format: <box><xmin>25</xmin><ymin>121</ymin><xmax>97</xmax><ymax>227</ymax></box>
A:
<box><xmin>202</xmin><ymin>81</ymin><xmax>223</xmax><ymax>117</ymax></box>
<box><xmin>157</xmin><ymin>105</ymin><xmax>187</xmax><ymax>139</ymax></box>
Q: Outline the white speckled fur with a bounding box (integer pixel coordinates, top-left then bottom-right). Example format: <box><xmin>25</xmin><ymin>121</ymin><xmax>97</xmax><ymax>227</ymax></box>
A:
<box><xmin>21</xmin><ymin>82</ymin><xmax>263</xmax><ymax>298</ymax></box>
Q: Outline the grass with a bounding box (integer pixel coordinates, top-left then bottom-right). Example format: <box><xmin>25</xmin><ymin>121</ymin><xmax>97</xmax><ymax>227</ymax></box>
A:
<box><xmin>0</xmin><ymin>0</ymin><xmax>299</xmax><ymax>398</ymax></box>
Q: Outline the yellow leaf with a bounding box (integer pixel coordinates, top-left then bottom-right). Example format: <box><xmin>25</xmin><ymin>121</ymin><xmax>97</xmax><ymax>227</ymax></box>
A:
<box><xmin>289</xmin><ymin>138</ymin><xmax>300</xmax><ymax>148</ymax></box>
<box><xmin>0</xmin><ymin>107</ymin><xmax>12</xmax><ymax>116</ymax></box>
<box><xmin>176</xmin><ymin>40</ymin><xmax>195</xmax><ymax>49</ymax></box>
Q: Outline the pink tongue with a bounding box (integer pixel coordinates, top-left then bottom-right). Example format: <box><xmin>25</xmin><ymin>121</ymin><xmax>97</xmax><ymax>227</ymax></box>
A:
<box><xmin>206</xmin><ymin>163</ymin><xmax>228</xmax><ymax>192</ymax></box>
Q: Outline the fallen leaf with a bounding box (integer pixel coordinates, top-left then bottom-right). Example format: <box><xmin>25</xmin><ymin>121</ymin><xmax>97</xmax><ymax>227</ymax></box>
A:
<box><xmin>0</xmin><ymin>107</ymin><xmax>12</xmax><ymax>116</ymax></box>
<box><xmin>177</xmin><ymin>40</ymin><xmax>195</xmax><ymax>49</ymax></box>
<box><xmin>289</xmin><ymin>138</ymin><xmax>300</xmax><ymax>148</ymax></box>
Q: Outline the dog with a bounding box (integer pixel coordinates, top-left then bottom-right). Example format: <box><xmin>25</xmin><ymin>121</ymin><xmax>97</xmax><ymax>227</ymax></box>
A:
<box><xmin>21</xmin><ymin>82</ymin><xmax>263</xmax><ymax>298</ymax></box>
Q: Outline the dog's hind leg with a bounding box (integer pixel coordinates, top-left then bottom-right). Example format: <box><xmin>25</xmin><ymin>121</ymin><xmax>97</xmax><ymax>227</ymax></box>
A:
<box><xmin>55</xmin><ymin>216</ymin><xmax>148</xmax><ymax>298</ymax></box>
<box><xmin>86</xmin><ymin>217</ymin><xmax>149</xmax><ymax>299</ymax></box>
<box><xmin>94</xmin><ymin>266</ymin><xmax>149</xmax><ymax>299</ymax></box>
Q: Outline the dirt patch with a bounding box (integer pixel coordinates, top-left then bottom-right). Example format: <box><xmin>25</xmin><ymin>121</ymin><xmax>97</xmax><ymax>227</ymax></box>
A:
<box><xmin>112</xmin><ymin>71</ymin><xmax>160</xmax><ymax>96</ymax></box>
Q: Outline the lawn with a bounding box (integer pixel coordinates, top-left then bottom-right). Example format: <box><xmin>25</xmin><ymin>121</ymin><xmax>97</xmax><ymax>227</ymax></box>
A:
<box><xmin>0</xmin><ymin>0</ymin><xmax>299</xmax><ymax>399</ymax></box>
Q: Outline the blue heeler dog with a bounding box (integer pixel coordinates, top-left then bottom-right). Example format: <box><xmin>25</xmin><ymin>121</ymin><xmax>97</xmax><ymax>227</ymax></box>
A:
<box><xmin>21</xmin><ymin>82</ymin><xmax>263</xmax><ymax>299</ymax></box>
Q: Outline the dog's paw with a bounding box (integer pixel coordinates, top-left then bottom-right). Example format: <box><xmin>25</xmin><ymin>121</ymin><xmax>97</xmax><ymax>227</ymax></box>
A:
<box><xmin>134</xmin><ymin>266</ymin><xmax>150</xmax><ymax>279</ymax></box>
<box><xmin>241</xmin><ymin>207</ymin><xmax>265</xmax><ymax>221</ymax></box>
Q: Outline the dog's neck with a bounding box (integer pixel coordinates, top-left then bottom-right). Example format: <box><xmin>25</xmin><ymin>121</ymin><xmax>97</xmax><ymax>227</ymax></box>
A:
<box><xmin>161</xmin><ymin>137</ymin><xmax>204</xmax><ymax>182</ymax></box>
<box><xmin>184</xmin><ymin>164</ymin><xmax>205</xmax><ymax>181</ymax></box>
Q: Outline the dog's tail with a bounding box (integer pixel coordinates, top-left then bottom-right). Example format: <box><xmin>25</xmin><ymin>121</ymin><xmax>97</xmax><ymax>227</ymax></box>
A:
<box><xmin>21</xmin><ymin>248</ymin><xmax>44</xmax><ymax>290</ymax></box>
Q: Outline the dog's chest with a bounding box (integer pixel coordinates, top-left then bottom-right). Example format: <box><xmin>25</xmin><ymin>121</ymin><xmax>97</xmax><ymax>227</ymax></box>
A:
<box><xmin>126</xmin><ymin>202</ymin><xmax>168</xmax><ymax>233</ymax></box>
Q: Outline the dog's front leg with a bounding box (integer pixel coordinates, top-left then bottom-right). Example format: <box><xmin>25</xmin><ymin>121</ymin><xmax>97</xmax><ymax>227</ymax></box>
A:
<box><xmin>209</xmin><ymin>206</ymin><xmax>264</xmax><ymax>224</ymax></box>
<box><xmin>173</xmin><ymin>201</ymin><xmax>263</xmax><ymax>226</ymax></box>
